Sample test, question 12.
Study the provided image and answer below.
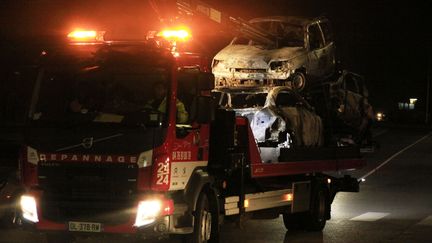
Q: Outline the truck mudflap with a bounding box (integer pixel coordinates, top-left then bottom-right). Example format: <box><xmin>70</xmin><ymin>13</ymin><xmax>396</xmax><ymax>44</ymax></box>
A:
<box><xmin>332</xmin><ymin>175</ymin><xmax>360</xmax><ymax>193</ymax></box>
<box><xmin>328</xmin><ymin>175</ymin><xmax>360</xmax><ymax>204</ymax></box>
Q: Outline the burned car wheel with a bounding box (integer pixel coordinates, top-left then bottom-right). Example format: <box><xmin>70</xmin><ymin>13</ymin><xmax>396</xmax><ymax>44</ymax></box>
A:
<box><xmin>290</xmin><ymin>72</ymin><xmax>306</xmax><ymax>91</ymax></box>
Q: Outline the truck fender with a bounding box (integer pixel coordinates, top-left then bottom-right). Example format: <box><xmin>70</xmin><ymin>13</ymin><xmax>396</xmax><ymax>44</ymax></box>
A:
<box><xmin>183</xmin><ymin>168</ymin><xmax>216</xmax><ymax>212</ymax></box>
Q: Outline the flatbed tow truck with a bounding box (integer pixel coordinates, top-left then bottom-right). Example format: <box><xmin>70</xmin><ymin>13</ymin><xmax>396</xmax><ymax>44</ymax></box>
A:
<box><xmin>13</xmin><ymin>1</ymin><xmax>366</xmax><ymax>243</ymax></box>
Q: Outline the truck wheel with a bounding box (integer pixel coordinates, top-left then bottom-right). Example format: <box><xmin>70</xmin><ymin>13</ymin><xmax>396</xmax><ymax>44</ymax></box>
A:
<box><xmin>303</xmin><ymin>186</ymin><xmax>329</xmax><ymax>231</ymax></box>
<box><xmin>185</xmin><ymin>192</ymin><xmax>218</xmax><ymax>243</ymax></box>
<box><xmin>290</xmin><ymin>72</ymin><xmax>306</xmax><ymax>91</ymax></box>
<box><xmin>282</xmin><ymin>213</ymin><xmax>305</xmax><ymax>231</ymax></box>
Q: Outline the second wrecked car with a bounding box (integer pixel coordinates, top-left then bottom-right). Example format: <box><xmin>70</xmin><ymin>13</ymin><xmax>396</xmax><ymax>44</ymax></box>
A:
<box><xmin>214</xmin><ymin>86</ymin><xmax>324</xmax><ymax>149</ymax></box>
<box><xmin>213</xmin><ymin>70</ymin><xmax>374</xmax><ymax>154</ymax></box>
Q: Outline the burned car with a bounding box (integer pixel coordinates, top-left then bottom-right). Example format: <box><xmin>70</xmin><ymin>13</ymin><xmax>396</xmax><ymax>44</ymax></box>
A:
<box><xmin>215</xmin><ymin>86</ymin><xmax>324</xmax><ymax>150</ymax></box>
<box><xmin>303</xmin><ymin>70</ymin><xmax>373</xmax><ymax>146</ymax></box>
<box><xmin>212</xmin><ymin>16</ymin><xmax>336</xmax><ymax>91</ymax></box>
<box><xmin>328</xmin><ymin>70</ymin><xmax>374</xmax><ymax>146</ymax></box>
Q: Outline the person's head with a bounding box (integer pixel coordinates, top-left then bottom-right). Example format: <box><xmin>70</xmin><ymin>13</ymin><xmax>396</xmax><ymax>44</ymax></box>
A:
<box><xmin>153</xmin><ymin>82</ymin><xmax>167</xmax><ymax>100</ymax></box>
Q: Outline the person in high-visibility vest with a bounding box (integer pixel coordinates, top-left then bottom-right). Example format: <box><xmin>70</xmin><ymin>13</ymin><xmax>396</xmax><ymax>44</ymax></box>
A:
<box><xmin>147</xmin><ymin>82</ymin><xmax>189</xmax><ymax>124</ymax></box>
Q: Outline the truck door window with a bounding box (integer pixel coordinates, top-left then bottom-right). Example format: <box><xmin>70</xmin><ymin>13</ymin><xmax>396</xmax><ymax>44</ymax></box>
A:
<box><xmin>177</xmin><ymin>71</ymin><xmax>198</xmax><ymax>124</ymax></box>
<box><xmin>308</xmin><ymin>24</ymin><xmax>324</xmax><ymax>50</ymax></box>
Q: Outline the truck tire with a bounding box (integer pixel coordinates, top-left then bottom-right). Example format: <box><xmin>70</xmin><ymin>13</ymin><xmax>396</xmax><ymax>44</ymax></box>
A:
<box><xmin>184</xmin><ymin>191</ymin><xmax>219</xmax><ymax>243</ymax></box>
<box><xmin>282</xmin><ymin>212</ymin><xmax>306</xmax><ymax>231</ymax></box>
<box><xmin>303</xmin><ymin>185</ymin><xmax>329</xmax><ymax>231</ymax></box>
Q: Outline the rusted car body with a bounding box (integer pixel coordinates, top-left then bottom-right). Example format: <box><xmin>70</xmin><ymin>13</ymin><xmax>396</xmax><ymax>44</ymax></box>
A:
<box><xmin>212</xmin><ymin>16</ymin><xmax>336</xmax><ymax>90</ymax></box>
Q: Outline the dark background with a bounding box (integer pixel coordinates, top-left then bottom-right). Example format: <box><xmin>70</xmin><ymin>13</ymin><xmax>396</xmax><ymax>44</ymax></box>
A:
<box><xmin>0</xmin><ymin>0</ymin><xmax>431</xmax><ymax>123</ymax></box>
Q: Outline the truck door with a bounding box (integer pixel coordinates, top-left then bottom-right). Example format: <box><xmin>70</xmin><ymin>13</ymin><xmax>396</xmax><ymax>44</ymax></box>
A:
<box><xmin>169</xmin><ymin>70</ymin><xmax>211</xmax><ymax>191</ymax></box>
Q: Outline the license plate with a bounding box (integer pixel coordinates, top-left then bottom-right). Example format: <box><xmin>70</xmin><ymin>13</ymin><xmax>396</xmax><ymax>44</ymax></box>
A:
<box><xmin>68</xmin><ymin>221</ymin><xmax>102</xmax><ymax>232</ymax></box>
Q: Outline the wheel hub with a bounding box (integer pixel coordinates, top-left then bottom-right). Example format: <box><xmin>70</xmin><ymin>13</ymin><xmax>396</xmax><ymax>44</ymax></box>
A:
<box><xmin>200</xmin><ymin>210</ymin><xmax>212</xmax><ymax>241</ymax></box>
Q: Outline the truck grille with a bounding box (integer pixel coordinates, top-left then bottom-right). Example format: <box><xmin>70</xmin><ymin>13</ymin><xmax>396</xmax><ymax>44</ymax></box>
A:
<box><xmin>38</xmin><ymin>162</ymin><xmax>138</xmax><ymax>224</ymax></box>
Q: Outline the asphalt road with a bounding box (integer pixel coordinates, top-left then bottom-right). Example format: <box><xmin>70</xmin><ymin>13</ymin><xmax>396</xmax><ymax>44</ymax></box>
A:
<box><xmin>1</xmin><ymin>125</ymin><xmax>431</xmax><ymax>243</ymax></box>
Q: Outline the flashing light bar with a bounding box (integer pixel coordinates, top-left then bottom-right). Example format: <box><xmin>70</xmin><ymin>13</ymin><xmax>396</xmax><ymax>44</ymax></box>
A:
<box><xmin>67</xmin><ymin>30</ymin><xmax>106</xmax><ymax>43</ymax></box>
<box><xmin>157</xmin><ymin>29</ymin><xmax>191</xmax><ymax>42</ymax></box>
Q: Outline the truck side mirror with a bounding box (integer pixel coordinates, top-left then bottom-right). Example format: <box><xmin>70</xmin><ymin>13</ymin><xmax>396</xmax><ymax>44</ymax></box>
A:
<box><xmin>198</xmin><ymin>72</ymin><xmax>215</xmax><ymax>91</ymax></box>
<box><xmin>196</xmin><ymin>96</ymin><xmax>215</xmax><ymax>124</ymax></box>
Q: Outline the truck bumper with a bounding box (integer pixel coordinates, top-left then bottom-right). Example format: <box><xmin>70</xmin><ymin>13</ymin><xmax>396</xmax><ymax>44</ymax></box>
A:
<box><xmin>19</xmin><ymin>190</ymin><xmax>192</xmax><ymax>238</ymax></box>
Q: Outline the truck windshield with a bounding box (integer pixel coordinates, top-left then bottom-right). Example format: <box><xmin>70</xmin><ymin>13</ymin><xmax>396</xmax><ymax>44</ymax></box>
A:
<box><xmin>30</xmin><ymin>66</ymin><xmax>170</xmax><ymax>127</ymax></box>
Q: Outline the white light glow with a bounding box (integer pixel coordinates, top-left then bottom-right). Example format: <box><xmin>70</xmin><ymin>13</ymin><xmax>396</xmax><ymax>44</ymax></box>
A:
<box><xmin>376</xmin><ymin>112</ymin><xmax>384</xmax><ymax>121</ymax></box>
<box><xmin>134</xmin><ymin>200</ymin><xmax>162</xmax><ymax>227</ymax></box>
<box><xmin>20</xmin><ymin>195</ymin><xmax>39</xmax><ymax>223</ymax></box>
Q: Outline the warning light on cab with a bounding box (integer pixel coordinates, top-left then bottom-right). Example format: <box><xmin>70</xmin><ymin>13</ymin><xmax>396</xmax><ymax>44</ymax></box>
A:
<box><xmin>67</xmin><ymin>30</ymin><xmax>106</xmax><ymax>43</ymax></box>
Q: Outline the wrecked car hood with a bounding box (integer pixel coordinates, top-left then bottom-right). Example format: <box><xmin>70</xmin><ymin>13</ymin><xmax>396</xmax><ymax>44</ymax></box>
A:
<box><xmin>213</xmin><ymin>44</ymin><xmax>306</xmax><ymax>69</ymax></box>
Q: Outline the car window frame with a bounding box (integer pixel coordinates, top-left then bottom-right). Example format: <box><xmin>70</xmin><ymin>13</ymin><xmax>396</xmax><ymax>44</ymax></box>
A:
<box><xmin>318</xmin><ymin>20</ymin><xmax>334</xmax><ymax>46</ymax></box>
<box><xmin>307</xmin><ymin>22</ymin><xmax>325</xmax><ymax>51</ymax></box>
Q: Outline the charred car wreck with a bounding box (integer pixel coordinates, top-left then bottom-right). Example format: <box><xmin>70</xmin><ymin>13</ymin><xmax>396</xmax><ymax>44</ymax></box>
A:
<box><xmin>212</xmin><ymin>15</ymin><xmax>374</xmax><ymax>155</ymax></box>
<box><xmin>212</xmin><ymin>16</ymin><xmax>336</xmax><ymax>91</ymax></box>
<box><xmin>215</xmin><ymin>86</ymin><xmax>323</xmax><ymax>146</ymax></box>
<box><xmin>213</xmin><ymin>70</ymin><xmax>374</xmax><ymax>162</ymax></box>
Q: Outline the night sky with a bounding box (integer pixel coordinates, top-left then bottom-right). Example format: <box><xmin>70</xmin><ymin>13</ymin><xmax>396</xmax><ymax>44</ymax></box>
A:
<box><xmin>0</xmin><ymin>0</ymin><xmax>431</xmax><ymax>116</ymax></box>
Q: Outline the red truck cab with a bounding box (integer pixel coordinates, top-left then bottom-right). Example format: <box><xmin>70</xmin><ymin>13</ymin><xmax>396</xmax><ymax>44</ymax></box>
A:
<box><xmin>18</xmin><ymin>30</ymin><xmax>216</xmax><ymax>241</ymax></box>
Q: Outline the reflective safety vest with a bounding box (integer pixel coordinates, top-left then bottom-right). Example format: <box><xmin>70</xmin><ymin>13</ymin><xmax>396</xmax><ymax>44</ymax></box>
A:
<box><xmin>147</xmin><ymin>98</ymin><xmax>189</xmax><ymax>124</ymax></box>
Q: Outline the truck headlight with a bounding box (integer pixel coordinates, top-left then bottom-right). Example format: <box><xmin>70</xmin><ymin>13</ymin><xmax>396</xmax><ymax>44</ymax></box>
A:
<box><xmin>134</xmin><ymin>200</ymin><xmax>161</xmax><ymax>227</ymax></box>
<box><xmin>20</xmin><ymin>195</ymin><xmax>39</xmax><ymax>223</ymax></box>
<box><xmin>134</xmin><ymin>198</ymin><xmax>174</xmax><ymax>227</ymax></box>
